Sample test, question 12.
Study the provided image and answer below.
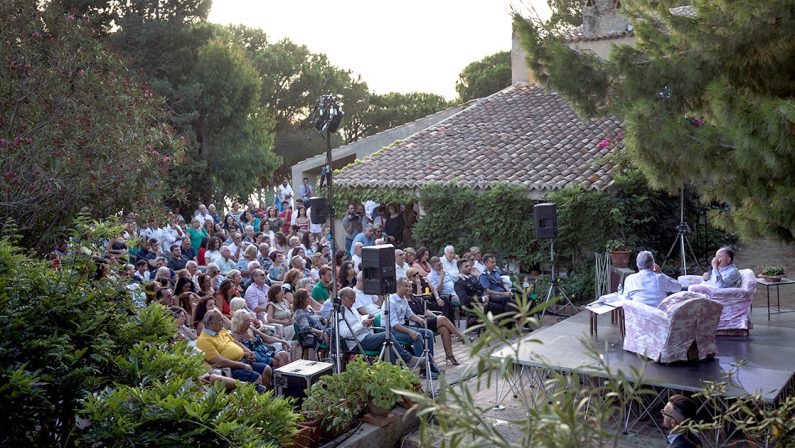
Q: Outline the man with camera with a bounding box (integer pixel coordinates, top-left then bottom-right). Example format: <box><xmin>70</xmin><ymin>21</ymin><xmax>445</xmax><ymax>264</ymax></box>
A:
<box><xmin>342</xmin><ymin>203</ymin><xmax>363</xmax><ymax>253</ymax></box>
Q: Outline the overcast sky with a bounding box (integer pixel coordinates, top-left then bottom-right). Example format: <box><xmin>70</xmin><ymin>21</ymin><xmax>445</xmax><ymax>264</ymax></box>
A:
<box><xmin>209</xmin><ymin>0</ymin><xmax>548</xmax><ymax>100</ymax></box>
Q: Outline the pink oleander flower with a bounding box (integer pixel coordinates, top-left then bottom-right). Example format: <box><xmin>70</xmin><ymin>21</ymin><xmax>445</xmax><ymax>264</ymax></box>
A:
<box><xmin>66</xmin><ymin>15</ymin><xmax>76</xmax><ymax>22</ymax></box>
<box><xmin>692</xmin><ymin>117</ymin><xmax>704</xmax><ymax>126</ymax></box>
<box><xmin>0</xmin><ymin>139</ymin><xmax>6</xmax><ymax>146</ymax></box>
<box><xmin>597</xmin><ymin>138</ymin><xmax>610</xmax><ymax>149</ymax></box>
<box><xmin>32</xmin><ymin>31</ymin><xmax>41</xmax><ymax>38</ymax></box>
<box><xmin>616</xmin><ymin>130</ymin><xmax>624</xmax><ymax>139</ymax></box>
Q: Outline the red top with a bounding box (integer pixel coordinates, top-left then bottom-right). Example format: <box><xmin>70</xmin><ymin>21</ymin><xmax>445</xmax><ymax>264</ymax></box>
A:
<box><xmin>197</xmin><ymin>247</ymin><xmax>207</xmax><ymax>266</ymax></box>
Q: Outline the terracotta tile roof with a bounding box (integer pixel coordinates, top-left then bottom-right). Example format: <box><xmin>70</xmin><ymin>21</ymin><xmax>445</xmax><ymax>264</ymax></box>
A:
<box><xmin>335</xmin><ymin>83</ymin><xmax>623</xmax><ymax>194</ymax></box>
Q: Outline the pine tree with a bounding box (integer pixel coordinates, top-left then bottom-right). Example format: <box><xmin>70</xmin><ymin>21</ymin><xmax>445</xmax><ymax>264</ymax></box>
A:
<box><xmin>514</xmin><ymin>0</ymin><xmax>795</xmax><ymax>241</ymax></box>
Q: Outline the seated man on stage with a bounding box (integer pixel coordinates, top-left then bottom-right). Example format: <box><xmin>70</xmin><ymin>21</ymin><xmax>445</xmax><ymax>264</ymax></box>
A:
<box><xmin>624</xmin><ymin>251</ymin><xmax>681</xmax><ymax>308</ymax></box>
<box><xmin>662</xmin><ymin>395</ymin><xmax>701</xmax><ymax>448</ymax></box>
<box><xmin>383</xmin><ymin>277</ymin><xmax>440</xmax><ymax>378</ymax></box>
<box><xmin>337</xmin><ymin>287</ymin><xmax>424</xmax><ymax>367</ymax></box>
<box><xmin>701</xmin><ymin>247</ymin><xmax>741</xmax><ymax>288</ymax></box>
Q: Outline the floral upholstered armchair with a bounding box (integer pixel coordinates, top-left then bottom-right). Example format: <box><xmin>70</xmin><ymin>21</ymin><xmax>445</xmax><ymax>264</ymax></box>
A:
<box><xmin>685</xmin><ymin>269</ymin><xmax>756</xmax><ymax>334</ymax></box>
<box><xmin>623</xmin><ymin>291</ymin><xmax>723</xmax><ymax>363</ymax></box>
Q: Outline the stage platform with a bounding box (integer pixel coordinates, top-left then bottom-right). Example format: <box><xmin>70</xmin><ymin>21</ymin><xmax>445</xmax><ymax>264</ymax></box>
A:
<box><xmin>492</xmin><ymin>308</ymin><xmax>795</xmax><ymax>404</ymax></box>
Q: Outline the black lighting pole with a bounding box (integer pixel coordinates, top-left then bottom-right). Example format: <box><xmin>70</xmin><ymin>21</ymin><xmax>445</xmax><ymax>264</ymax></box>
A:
<box><xmin>312</xmin><ymin>94</ymin><xmax>344</xmax><ymax>373</ymax></box>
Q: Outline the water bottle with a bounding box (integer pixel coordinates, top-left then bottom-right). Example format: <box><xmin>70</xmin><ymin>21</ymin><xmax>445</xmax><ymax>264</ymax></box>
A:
<box><xmin>617</xmin><ymin>284</ymin><xmax>624</xmax><ymax>300</ymax></box>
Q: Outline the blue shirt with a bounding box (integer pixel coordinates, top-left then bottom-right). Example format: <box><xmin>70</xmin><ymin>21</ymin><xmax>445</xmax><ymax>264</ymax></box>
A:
<box><xmin>707</xmin><ymin>263</ymin><xmax>741</xmax><ymax>288</ymax></box>
<box><xmin>429</xmin><ymin>269</ymin><xmax>457</xmax><ymax>298</ymax></box>
<box><xmin>350</xmin><ymin>232</ymin><xmax>374</xmax><ymax>255</ymax></box>
<box><xmin>480</xmin><ymin>268</ymin><xmax>507</xmax><ymax>293</ymax></box>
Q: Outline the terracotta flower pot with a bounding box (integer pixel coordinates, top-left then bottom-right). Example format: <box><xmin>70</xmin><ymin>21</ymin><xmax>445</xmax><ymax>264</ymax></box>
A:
<box><xmin>609</xmin><ymin>250</ymin><xmax>631</xmax><ymax>268</ymax></box>
<box><xmin>289</xmin><ymin>424</ymin><xmax>315</xmax><ymax>448</ymax></box>
<box><xmin>762</xmin><ymin>275</ymin><xmax>783</xmax><ymax>283</ymax></box>
<box><xmin>367</xmin><ymin>401</ymin><xmax>392</xmax><ymax>418</ymax></box>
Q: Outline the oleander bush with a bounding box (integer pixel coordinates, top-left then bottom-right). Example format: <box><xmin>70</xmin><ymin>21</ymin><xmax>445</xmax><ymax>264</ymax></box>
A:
<box><xmin>0</xmin><ymin>218</ymin><xmax>298</xmax><ymax>447</ymax></box>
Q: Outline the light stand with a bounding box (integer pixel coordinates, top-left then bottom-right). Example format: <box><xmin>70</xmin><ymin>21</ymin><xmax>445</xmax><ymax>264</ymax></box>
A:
<box><xmin>661</xmin><ymin>186</ymin><xmax>703</xmax><ymax>276</ymax></box>
<box><xmin>413</xmin><ymin>293</ymin><xmax>438</xmax><ymax>400</ymax></box>
<box><xmin>378</xmin><ymin>279</ymin><xmax>408</xmax><ymax>368</ymax></box>
<box><xmin>312</xmin><ymin>94</ymin><xmax>345</xmax><ymax>373</ymax></box>
<box><xmin>541</xmin><ymin>239</ymin><xmax>576</xmax><ymax>318</ymax></box>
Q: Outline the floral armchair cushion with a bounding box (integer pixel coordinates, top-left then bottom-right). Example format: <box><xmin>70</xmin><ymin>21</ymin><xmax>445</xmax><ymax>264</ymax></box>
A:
<box><xmin>623</xmin><ymin>291</ymin><xmax>723</xmax><ymax>363</ymax></box>
<box><xmin>688</xmin><ymin>269</ymin><xmax>756</xmax><ymax>331</ymax></box>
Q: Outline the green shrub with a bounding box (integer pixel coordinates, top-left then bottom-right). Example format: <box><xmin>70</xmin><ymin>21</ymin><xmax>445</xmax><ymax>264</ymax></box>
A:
<box><xmin>80</xmin><ymin>381</ymin><xmax>298</xmax><ymax>447</ymax></box>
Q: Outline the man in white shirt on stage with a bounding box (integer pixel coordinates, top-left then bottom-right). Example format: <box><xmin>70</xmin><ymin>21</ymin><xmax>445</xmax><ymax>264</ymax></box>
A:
<box><xmin>623</xmin><ymin>251</ymin><xmax>682</xmax><ymax>308</ymax></box>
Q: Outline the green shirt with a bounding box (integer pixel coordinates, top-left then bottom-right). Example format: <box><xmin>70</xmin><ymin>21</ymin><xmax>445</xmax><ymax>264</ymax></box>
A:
<box><xmin>186</xmin><ymin>227</ymin><xmax>208</xmax><ymax>253</ymax></box>
<box><xmin>312</xmin><ymin>281</ymin><xmax>330</xmax><ymax>302</ymax></box>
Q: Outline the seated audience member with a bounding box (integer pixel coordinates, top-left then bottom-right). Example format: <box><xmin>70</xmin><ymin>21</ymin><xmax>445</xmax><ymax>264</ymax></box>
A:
<box><xmin>440</xmin><ymin>245</ymin><xmax>460</xmax><ymax>278</ymax></box>
<box><xmin>312</xmin><ymin>265</ymin><xmax>333</xmax><ymax>303</ymax></box>
<box><xmin>133</xmin><ymin>259</ymin><xmax>151</xmax><ymax>283</ymax></box>
<box><xmin>352</xmin><ymin>272</ymin><xmax>381</xmax><ymax>318</ymax></box>
<box><xmin>383</xmin><ymin>277</ymin><xmax>439</xmax><ymax>378</ymax></box>
<box><xmin>350</xmin><ymin>225</ymin><xmax>375</xmax><ymax>255</ymax></box>
<box><xmin>293</xmin><ymin>289</ymin><xmax>326</xmax><ymax>351</ymax></box>
<box><xmin>170</xmin><ymin>306</ymin><xmax>198</xmax><ymax>342</ymax></box>
<box><xmin>454</xmin><ymin>259</ymin><xmax>485</xmax><ymax>310</ymax></box>
<box><xmin>350</xmin><ymin>242</ymin><xmax>364</xmax><ymax>272</ymax></box>
<box><xmin>479</xmin><ymin>254</ymin><xmax>516</xmax><ymax>316</ymax></box>
<box><xmin>469</xmin><ymin>246</ymin><xmax>486</xmax><ymax>276</ymax></box>
<box><xmin>394</xmin><ymin>249</ymin><xmax>410</xmax><ymax>278</ymax></box>
<box><xmin>407</xmin><ymin>267</ymin><xmax>451</xmax><ymax>318</ymax></box>
<box><xmin>180</xmin><ymin>236</ymin><xmax>196</xmax><ymax>261</ymax></box>
<box><xmin>338</xmin><ymin>261</ymin><xmax>357</xmax><ymax>289</ymax></box>
<box><xmin>428</xmin><ymin>256</ymin><xmax>457</xmax><ymax>319</ymax></box>
<box><xmin>337</xmin><ymin>287</ymin><xmax>423</xmax><ymax>366</ymax></box>
<box><xmin>244</xmin><ymin>268</ymin><xmax>270</xmax><ymax>320</ymax></box>
<box><xmin>216</xmin><ymin>246</ymin><xmax>237</xmax><ymax>275</ymax></box>
<box><xmin>266</xmin><ymin>285</ymin><xmax>295</xmax><ymax>339</ymax></box>
<box><xmin>405</xmin><ymin>268</ymin><xmax>470</xmax><ymax>366</ymax></box>
<box><xmin>662</xmin><ymin>395</ymin><xmax>701</xmax><ymax>448</ymax></box>
<box><xmin>215</xmin><ymin>279</ymin><xmax>237</xmax><ymax>317</ymax></box>
<box><xmin>192</xmin><ymin>295</ymin><xmax>231</xmax><ymax>333</ymax></box>
<box><xmin>167</xmin><ymin>244</ymin><xmax>189</xmax><ymax>271</ymax></box>
<box><xmin>268</xmin><ymin>251</ymin><xmax>287</xmax><ymax>282</ymax></box>
<box><xmin>624</xmin><ymin>251</ymin><xmax>681</xmax><ymax>308</ymax></box>
<box><xmin>701</xmin><ymin>247</ymin><xmax>742</xmax><ymax>288</ymax></box>
<box><xmin>236</xmin><ymin>245</ymin><xmax>259</xmax><ymax>284</ymax></box>
<box><xmin>156</xmin><ymin>287</ymin><xmax>175</xmax><ymax>307</ymax></box>
<box><xmin>230</xmin><ymin>309</ymin><xmax>291</xmax><ymax>369</ymax></box>
<box><xmin>196</xmin><ymin>310</ymin><xmax>271</xmax><ymax>392</ymax></box>
<box><xmin>197</xmin><ymin>273</ymin><xmax>215</xmax><ymax>298</ymax></box>
<box><xmin>413</xmin><ymin>246</ymin><xmax>432</xmax><ymax>278</ymax></box>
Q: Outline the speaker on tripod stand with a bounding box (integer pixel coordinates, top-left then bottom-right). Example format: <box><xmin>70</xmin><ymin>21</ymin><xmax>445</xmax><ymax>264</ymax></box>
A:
<box><xmin>534</xmin><ymin>203</ymin><xmax>576</xmax><ymax>317</ymax></box>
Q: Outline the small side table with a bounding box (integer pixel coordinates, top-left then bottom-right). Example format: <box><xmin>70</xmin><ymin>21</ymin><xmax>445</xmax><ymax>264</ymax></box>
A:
<box><xmin>755</xmin><ymin>278</ymin><xmax>795</xmax><ymax>320</ymax></box>
<box><xmin>585</xmin><ymin>298</ymin><xmax>625</xmax><ymax>336</ymax></box>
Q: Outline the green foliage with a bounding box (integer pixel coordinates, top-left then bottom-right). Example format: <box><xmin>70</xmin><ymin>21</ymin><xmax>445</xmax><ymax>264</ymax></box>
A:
<box><xmin>359</xmin><ymin>359</ymin><xmax>421</xmax><ymax>409</ymax></box>
<box><xmin>760</xmin><ymin>266</ymin><xmax>785</xmax><ymax>277</ymax></box>
<box><xmin>412</xmin><ymin>183</ymin><xmax>540</xmax><ymax>267</ymax></box>
<box><xmin>0</xmin><ymin>220</ymin><xmax>299</xmax><ymax>446</ymax></box>
<box><xmin>0</xmin><ymin>0</ymin><xmax>186</xmax><ymax>252</ymax></box>
<box><xmin>455</xmin><ymin>51</ymin><xmax>512</xmax><ymax>102</ymax></box>
<box><xmin>514</xmin><ymin>1</ymin><xmax>795</xmax><ymax>241</ymax></box>
<box><xmin>80</xmin><ymin>381</ymin><xmax>298</xmax><ymax>447</ymax></box>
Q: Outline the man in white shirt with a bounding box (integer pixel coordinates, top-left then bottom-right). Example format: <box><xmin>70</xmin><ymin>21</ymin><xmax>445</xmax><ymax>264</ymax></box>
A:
<box><xmin>217</xmin><ymin>246</ymin><xmax>237</xmax><ymax>275</ymax></box>
<box><xmin>470</xmin><ymin>246</ymin><xmax>486</xmax><ymax>276</ymax></box>
<box><xmin>279</xmin><ymin>179</ymin><xmax>294</xmax><ymax>209</ymax></box>
<box><xmin>623</xmin><ymin>251</ymin><xmax>682</xmax><ymax>308</ymax></box>
<box><xmin>351</xmin><ymin>242</ymin><xmax>364</xmax><ymax>272</ymax></box>
<box><xmin>352</xmin><ymin>272</ymin><xmax>381</xmax><ymax>317</ymax></box>
<box><xmin>441</xmin><ymin>245</ymin><xmax>460</xmax><ymax>279</ymax></box>
<box><xmin>195</xmin><ymin>203</ymin><xmax>212</xmax><ymax>227</ymax></box>
<box><xmin>382</xmin><ymin>278</ymin><xmax>438</xmax><ymax>377</ymax></box>
<box><xmin>244</xmin><ymin>269</ymin><xmax>270</xmax><ymax>320</ymax></box>
<box><xmin>337</xmin><ymin>287</ymin><xmax>422</xmax><ymax>366</ymax></box>
<box><xmin>394</xmin><ymin>248</ymin><xmax>409</xmax><ymax>279</ymax></box>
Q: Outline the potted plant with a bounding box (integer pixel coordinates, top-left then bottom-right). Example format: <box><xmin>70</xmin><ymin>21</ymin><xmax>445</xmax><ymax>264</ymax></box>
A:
<box><xmin>606</xmin><ymin>239</ymin><xmax>632</xmax><ymax>268</ymax></box>
<box><xmin>759</xmin><ymin>266</ymin><xmax>785</xmax><ymax>283</ymax></box>
<box><xmin>363</xmin><ymin>361</ymin><xmax>420</xmax><ymax>418</ymax></box>
<box><xmin>301</xmin><ymin>379</ymin><xmax>356</xmax><ymax>439</ymax></box>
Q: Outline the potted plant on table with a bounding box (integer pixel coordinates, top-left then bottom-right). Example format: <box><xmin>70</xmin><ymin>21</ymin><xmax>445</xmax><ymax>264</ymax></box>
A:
<box><xmin>759</xmin><ymin>266</ymin><xmax>785</xmax><ymax>283</ymax></box>
<box><xmin>606</xmin><ymin>239</ymin><xmax>632</xmax><ymax>268</ymax></box>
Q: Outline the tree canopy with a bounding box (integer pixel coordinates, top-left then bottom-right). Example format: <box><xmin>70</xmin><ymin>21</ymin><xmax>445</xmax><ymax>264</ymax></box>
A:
<box><xmin>0</xmin><ymin>0</ymin><xmax>184</xmax><ymax>250</ymax></box>
<box><xmin>514</xmin><ymin>0</ymin><xmax>795</xmax><ymax>241</ymax></box>
<box><xmin>455</xmin><ymin>51</ymin><xmax>512</xmax><ymax>101</ymax></box>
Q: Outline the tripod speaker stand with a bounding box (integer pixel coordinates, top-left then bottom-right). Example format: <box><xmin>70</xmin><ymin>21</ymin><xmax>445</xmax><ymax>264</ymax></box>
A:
<box><xmin>540</xmin><ymin>240</ymin><xmax>577</xmax><ymax>318</ymax></box>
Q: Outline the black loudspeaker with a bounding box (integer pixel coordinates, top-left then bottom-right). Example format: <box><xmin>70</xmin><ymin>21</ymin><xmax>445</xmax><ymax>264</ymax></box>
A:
<box><xmin>309</xmin><ymin>197</ymin><xmax>327</xmax><ymax>224</ymax></box>
<box><xmin>534</xmin><ymin>203</ymin><xmax>558</xmax><ymax>240</ymax></box>
<box><xmin>362</xmin><ymin>244</ymin><xmax>396</xmax><ymax>295</ymax></box>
